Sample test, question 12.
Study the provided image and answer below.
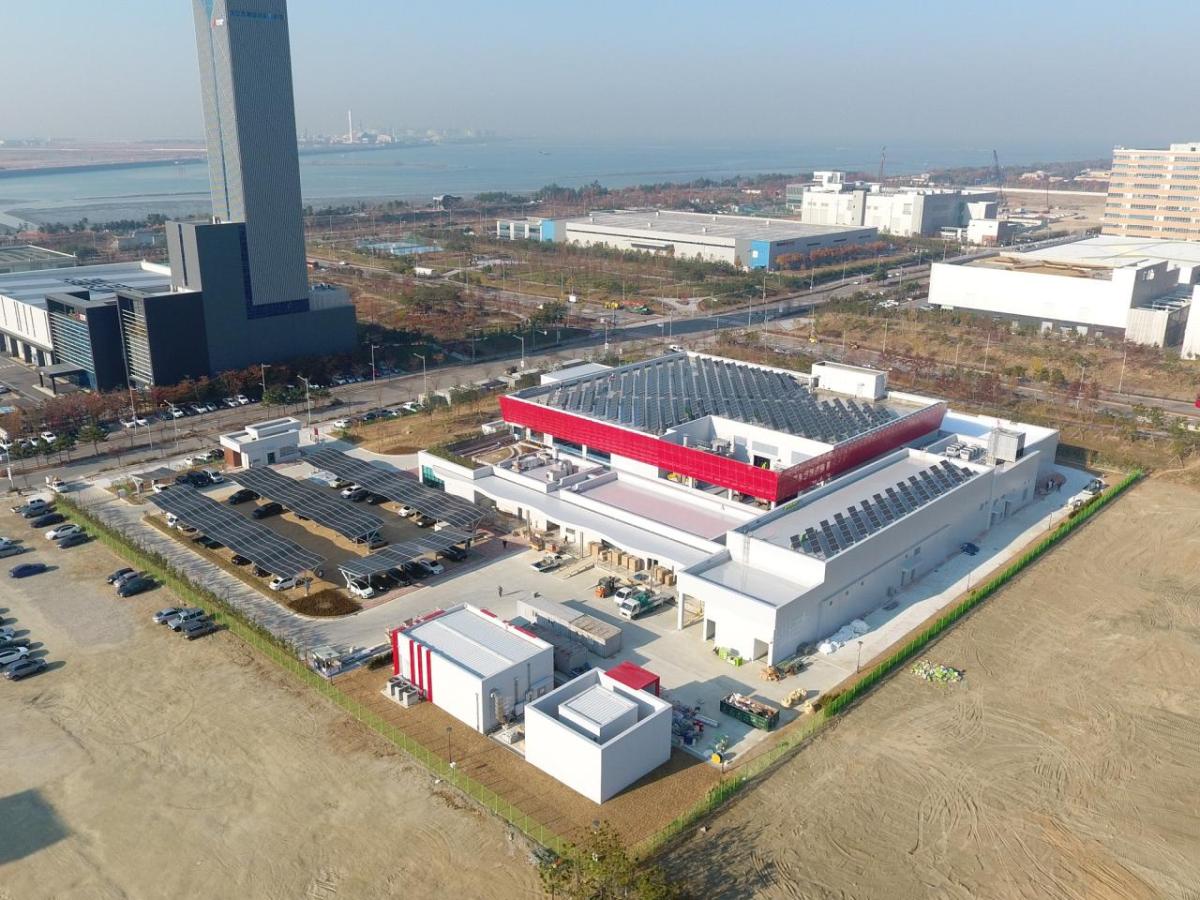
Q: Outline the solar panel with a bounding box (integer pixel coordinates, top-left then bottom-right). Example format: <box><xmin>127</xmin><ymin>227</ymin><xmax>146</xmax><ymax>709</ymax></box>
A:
<box><xmin>304</xmin><ymin>447</ymin><xmax>486</xmax><ymax>528</ymax></box>
<box><xmin>337</xmin><ymin>529</ymin><xmax>475</xmax><ymax>580</ymax></box>
<box><xmin>148</xmin><ymin>486</ymin><xmax>324</xmax><ymax>578</ymax></box>
<box><xmin>233</xmin><ymin>467</ymin><xmax>384</xmax><ymax>541</ymax></box>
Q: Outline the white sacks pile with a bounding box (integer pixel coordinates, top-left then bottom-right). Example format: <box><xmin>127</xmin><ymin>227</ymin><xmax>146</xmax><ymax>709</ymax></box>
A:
<box><xmin>816</xmin><ymin>619</ymin><xmax>871</xmax><ymax>654</ymax></box>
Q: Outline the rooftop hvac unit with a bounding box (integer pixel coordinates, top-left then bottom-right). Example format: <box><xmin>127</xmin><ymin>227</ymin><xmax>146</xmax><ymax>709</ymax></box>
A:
<box><xmin>987</xmin><ymin>427</ymin><xmax>1025</xmax><ymax>464</ymax></box>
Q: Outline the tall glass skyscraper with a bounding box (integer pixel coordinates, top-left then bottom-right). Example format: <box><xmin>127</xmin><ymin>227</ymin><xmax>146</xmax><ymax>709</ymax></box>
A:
<box><xmin>191</xmin><ymin>0</ymin><xmax>310</xmax><ymax>314</ymax></box>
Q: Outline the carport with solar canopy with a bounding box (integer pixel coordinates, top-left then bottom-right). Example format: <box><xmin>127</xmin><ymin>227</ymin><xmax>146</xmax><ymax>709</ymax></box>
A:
<box><xmin>303</xmin><ymin>447</ymin><xmax>488</xmax><ymax>529</ymax></box>
<box><xmin>147</xmin><ymin>486</ymin><xmax>325</xmax><ymax>579</ymax></box>
<box><xmin>335</xmin><ymin>529</ymin><xmax>476</xmax><ymax>587</ymax></box>
<box><xmin>230</xmin><ymin>466</ymin><xmax>384</xmax><ymax>544</ymax></box>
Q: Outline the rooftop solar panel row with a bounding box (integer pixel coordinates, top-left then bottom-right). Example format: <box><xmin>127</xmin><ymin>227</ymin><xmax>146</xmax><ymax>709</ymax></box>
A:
<box><xmin>337</xmin><ymin>529</ymin><xmax>475</xmax><ymax>579</ymax></box>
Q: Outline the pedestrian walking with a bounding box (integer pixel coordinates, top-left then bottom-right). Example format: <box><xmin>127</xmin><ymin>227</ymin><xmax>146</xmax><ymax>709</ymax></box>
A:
<box><xmin>497</xmin><ymin>585</ymin><xmax>503</xmax><ymax>598</ymax></box>
<box><xmin>501</xmin><ymin>538</ymin><xmax>507</xmax><ymax>550</ymax></box>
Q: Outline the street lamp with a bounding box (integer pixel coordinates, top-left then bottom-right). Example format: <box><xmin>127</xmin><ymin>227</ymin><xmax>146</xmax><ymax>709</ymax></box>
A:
<box><xmin>297</xmin><ymin>375</ymin><xmax>313</xmax><ymax>428</ymax></box>
<box><xmin>446</xmin><ymin>725</ymin><xmax>453</xmax><ymax>767</ymax></box>
<box><xmin>369</xmin><ymin>343</ymin><xmax>381</xmax><ymax>388</ymax></box>
<box><xmin>260</xmin><ymin>363</ymin><xmax>271</xmax><ymax>400</ymax></box>
<box><xmin>516</xmin><ymin>335</ymin><xmax>526</xmax><ymax>369</ymax></box>
<box><xmin>413</xmin><ymin>352</ymin><xmax>428</xmax><ymax>402</ymax></box>
<box><xmin>856</xmin><ymin>640</ymin><xmax>864</xmax><ymax>673</ymax></box>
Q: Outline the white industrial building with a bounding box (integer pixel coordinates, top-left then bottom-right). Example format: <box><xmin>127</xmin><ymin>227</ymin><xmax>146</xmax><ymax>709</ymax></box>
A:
<box><xmin>501</xmin><ymin>209</ymin><xmax>876</xmax><ymax>270</ymax></box>
<box><xmin>419</xmin><ymin>353</ymin><xmax>1061</xmax><ymax>668</ymax></box>
<box><xmin>787</xmin><ymin>172</ymin><xmax>998</xmax><ymax>238</ymax></box>
<box><xmin>390</xmin><ymin>604</ymin><xmax>554</xmax><ymax>733</ymax></box>
<box><xmin>220</xmin><ymin>417</ymin><xmax>302</xmax><ymax>469</ymax></box>
<box><xmin>524</xmin><ymin>669</ymin><xmax>672</xmax><ymax>803</ymax></box>
<box><xmin>928</xmin><ymin>235</ymin><xmax>1198</xmax><ymax>347</ymax></box>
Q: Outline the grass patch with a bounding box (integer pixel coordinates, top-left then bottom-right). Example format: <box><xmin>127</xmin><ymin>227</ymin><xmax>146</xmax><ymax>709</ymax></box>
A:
<box><xmin>287</xmin><ymin>589</ymin><xmax>361</xmax><ymax>617</ymax></box>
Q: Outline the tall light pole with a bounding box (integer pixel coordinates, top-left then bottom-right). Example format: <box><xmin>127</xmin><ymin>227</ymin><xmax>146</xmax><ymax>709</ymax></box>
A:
<box><xmin>413</xmin><ymin>352</ymin><xmax>428</xmax><ymax>401</ymax></box>
<box><xmin>516</xmin><ymin>335</ymin><xmax>526</xmax><ymax>369</ymax></box>
<box><xmin>369</xmin><ymin>343</ymin><xmax>380</xmax><ymax>388</ymax></box>
<box><xmin>260</xmin><ymin>363</ymin><xmax>271</xmax><ymax>400</ymax></box>
<box><xmin>297</xmin><ymin>376</ymin><xmax>313</xmax><ymax>428</ymax></box>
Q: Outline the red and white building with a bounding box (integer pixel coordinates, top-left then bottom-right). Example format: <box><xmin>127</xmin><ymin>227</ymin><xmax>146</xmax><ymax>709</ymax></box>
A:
<box><xmin>390</xmin><ymin>604</ymin><xmax>554</xmax><ymax>732</ymax></box>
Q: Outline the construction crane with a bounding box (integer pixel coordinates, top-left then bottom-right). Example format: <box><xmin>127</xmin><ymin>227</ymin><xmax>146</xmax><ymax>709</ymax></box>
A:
<box><xmin>877</xmin><ymin>146</ymin><xmax>887</xmax><ymax>184</ymax></box>
<box><xmin>992</xmin><ymin>149</ymin><xmax>1006</xmax><ymax>210</ymax></box>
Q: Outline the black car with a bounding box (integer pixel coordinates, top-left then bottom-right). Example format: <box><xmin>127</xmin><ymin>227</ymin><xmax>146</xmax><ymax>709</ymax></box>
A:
<box><xmin>227</xmin><ymin>488</ymin><xmax>259</xmax><ymax>505</ymax></box>
<box><xmin>9</xmin><ymin>562</ymin><xmax>47</xmax><ymax>579</ymax></box>
<box><xmin>400</xmin><ymin>560</ymin><xmax>426</xmax><ymax>580</ymax></box>
<box><xmin>181</xmin><ymin>617</ymin><xmax>219</xmax><ymax>640</ymax></box>
<box><xmin>106</xmin><ymin>567</ymin><xmax>134</xmax><ymax>584</ymax></box>
<box><xmin>188</xmin><ymin>471</ymin><xmax>213</xmax><ymax>488</ymax></box>
<box><xmin>194</xmin><ymin>535</ymin><xmax>224</xmax><ymax>550</ymax></box>
<box><xmin>344</xmin><ymin>488</ymin><xmax>368</xmax><ymax>503</ymax></box>
<box><xmin>253</xmin><ymin>565</ymin><xmax>271</xmax><ymax>578</ymax></box>
<box><xmin>174</xmin><ymin>473</ymin><xmax>192</xmax><ymax>485</ymax></box>
<box><xmin>30</xmin><ymin>513</ymin><xmax>65</xmax><ymax>529</ymax></box>
<box><xmin>56</xmin><ymin>532</ymin><xmax>89</xmax><ymax>549</ymax></box>
<box><xmin>438</xmin><ymin>545</ymin><xmax>468</xmax><ymax>562</ymax></box>
<box><xmin>386</xmin><ymin>567</ymin><xmax>412</xmax><ymax>587</ymax></box>
<box><xmin>22</xmin><ymin>506</ymin><xmax>55</xmax><ymax>519</ymax></box>
<box><xmin>413</xmin><ymin>514</ymin><xmax>435</xmax><ymax>528</ymax></box>
<box><xmin>5</xmin><ymin>657</ymin><xmax>47</xmax><ymax>680</ymax></box>
<box><xmin>230</xmin><ymin>554</ymin><xmax>251</xmax><ymax>566</ymax></box>
<box><xmin>116</xmin><ymin>575</ymin><xmax>154</xmax><ymax>597</ymax></box>
<box><xmin>365</xmin><ymin>493</ymin><xmax>387</xmax><ymax>505</ymax></box>
<box><xmin>369</xmin><ymin>572</ymin><xmax>397</xmax><ymax>591</ymax></box>
<box><xmin>251</xmin><ymin>502</ymin><xmax>283</xmax><ymax>519</ymax></box>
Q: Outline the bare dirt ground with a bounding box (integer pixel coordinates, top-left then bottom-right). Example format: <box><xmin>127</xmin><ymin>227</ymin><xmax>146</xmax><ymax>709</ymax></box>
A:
<box><xmin>663</xmin><ymin>478</ymin><xmax>1200</xmax><ymax>900</ymax></box>
<box><xmin>0</xmin><ymin>506</ymin><xmax>540</xmax><ymax>899</ymax></box>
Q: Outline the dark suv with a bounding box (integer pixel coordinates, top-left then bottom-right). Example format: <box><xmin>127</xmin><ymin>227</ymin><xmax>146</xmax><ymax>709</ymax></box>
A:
<box><xmin>251</xmin><ymin>502</ymin><xmax>284</xmax><ymax>519</ymax></box>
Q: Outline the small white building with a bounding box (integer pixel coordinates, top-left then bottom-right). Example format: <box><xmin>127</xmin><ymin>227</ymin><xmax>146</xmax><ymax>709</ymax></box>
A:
<box><xmin>390</xmin><ymin>604</ymin><xmax>554</xmax><ymax>733</ymax></box>
<box><xmin>525</xmin><ymin>669</ymin><xmax>672</xmax><ymax>803</ymax></box>
<box><xmin>219</xmin><ymin>417</ymin><xmax>302</xmax><ymax>469</ymax></box>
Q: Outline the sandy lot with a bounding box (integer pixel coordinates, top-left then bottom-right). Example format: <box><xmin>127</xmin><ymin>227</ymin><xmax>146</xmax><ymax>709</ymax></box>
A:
<box><xmin>0</xmin><ymin>506</ymin><xmax>540</xmax><ymax>899</ymax></box>
<box><xmin>664</xmin><ymin>479</ymin><xmax>1200</xmax><ymax>899</ymax></box>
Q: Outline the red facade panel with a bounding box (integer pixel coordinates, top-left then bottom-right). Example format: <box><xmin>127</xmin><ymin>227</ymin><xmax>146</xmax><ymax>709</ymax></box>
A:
<box><xmin>499</xmin><ymin>395</ymin><xmax>947</xmax><ymax>503</ymax></box>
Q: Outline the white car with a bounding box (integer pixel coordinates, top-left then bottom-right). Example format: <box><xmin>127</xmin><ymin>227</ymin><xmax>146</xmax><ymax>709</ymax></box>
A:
<box><xmin>348</xmin><ymin>579</ymin><xmax>376</xmax><ymax>600</ymax></box>
<box><xmin>223</xmin><ymin>397</ymin><xmax>239</xmax><ymax>408</ymax></box>
<box><xmin>206</xmin><ymin>470</ymin><xmax>224</xmax><ymax>484</ymax></box>
<box><xmin>268</xmin><ymin>575</ymin><xmax>296</xmax><ymax>591</ymax></box>
<box><xmin>332</xmin><ymin>418</ymin><xmax>351</xmax><ymax>429</ymax></box>
<box><xmin>415</xmin><ymin>558</ymin><xmax>443</xmax><ymax>576</ymax></box>
<box><xmin>0</xmin><ymin>439</ymin><xmax>11</xmax><ymax>451</ymax></box>
<box><xmin>340</xmin><ymin>484</ymin><xmax>362</xmax><ymax>499</ymax></box>
<box><xmin>0</xmin><ymin>646</ymin><xmax>31</xmax><ymax>667</ymax></box>
<box><xmin>40</xmin><ymin>431</ymin><xmax>57</xmax><ymax>444</ymax></box>
<box><xmin>235</xmin><ymin>394</ymin><xmax>251</xmax><ymax>405</ymax></box>
<box><xmin>0</xmin><ymin>625</ymin><xmax>15</xmax><ymax>641</ymax></box>
<box><xmin>46</xmin><ymin>523</ymin><xmax>83</xmax><ymax>541</ymax></box>
<box><xmin>168</xmin><ymin>406</ymin><xmax>185</xmax><ymax>419</ymax></box>
<box><xmin>122</xmin><ymin>416</ymin><xmax>149</xmax><ymax>429</ymax></box>
<box><xmin>396</xmin><ymin>505</ymin><xmax>416</xmax><ymax>517</ymax></box>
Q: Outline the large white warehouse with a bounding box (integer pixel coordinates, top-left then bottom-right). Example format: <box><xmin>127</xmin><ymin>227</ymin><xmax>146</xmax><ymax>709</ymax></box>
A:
<box><xmin>928</xmin><ymin>236</ymin><xmax>1198</xmax><ymax>348</ymax></box>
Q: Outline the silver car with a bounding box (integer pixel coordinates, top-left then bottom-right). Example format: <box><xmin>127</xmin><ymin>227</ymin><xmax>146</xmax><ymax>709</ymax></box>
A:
<box><xmin>166</xmin><ymin>609</ymin><xmax>206</xmax><ymax>631</ymax></box>
<box><xmin>0</xmin><ymin>646</ymin><xmax>31</xmax><ymax>668</ymax></box>
<box><xmin>153</xmin><ymin>606</ymin><xmax>185</xmax><ymax>625</ymax></box>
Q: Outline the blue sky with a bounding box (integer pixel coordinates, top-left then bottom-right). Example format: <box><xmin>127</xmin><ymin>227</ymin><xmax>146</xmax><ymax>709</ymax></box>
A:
<box><xmin>3</xmin><ymin>0</ymin><xmax>1195</xmax><ymax>156</ymax></box>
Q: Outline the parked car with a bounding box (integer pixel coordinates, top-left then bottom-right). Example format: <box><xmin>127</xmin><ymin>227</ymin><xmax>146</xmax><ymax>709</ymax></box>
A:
<box><xmin>205</xmin><ymin>470</ymin><xmax>224</xmax><ymax>484</ymax></box>
<box><xmin>400</xmin><ymin>561</ymin><xmax>427</xmax><ymax>581</ymax></box>
<box><xmin>413</xmin><ymin>514</ymin><xmax>435</xmax><ymax>528</ymax></box>
<box><xmin>348</xmin><ymin>579</ymin><xmax>376</xmax><ymax>600</ymax></box>
<box><xmin>10</xmin><ymin>562</ymin><xmax>47</xmax><ymax>579</ymax></box>
<box><xmin>0</xmin><ymin>646</ymin><xmax>31</xmax><ymax>667</ymax></box>
<box><xmin>326</xmin><ymin>478</ymin><xmax>349</xmax><ymax>490</ymax></box>
<box><xmin>223</xmin><ymin>397</ymin><xmax>240</xmax><ymax>408</ymax></box>
<box><xmin>153</xmin><ymin>607</ymin><xmax>185</xmax><ymax>624</ymax></box>
<box><xmin>253</xmin><ymin>565</ymin><xmax>271</xmax><ymax>578</ymax></box>
<box><xmin>386</xmin><ymin>567</ymin><xmax>412</xmax><ymax>587</ymax></box>
<box><xmin>39</xmin><ymin>431</ymin><xmax>57</xmax><ymax>444</ymax></box>
<box><xmin>531</xmin><ymin>553</ymin><xmax>566</xmax><ymax>573</ymax></box>
<box><xmin>268</xmin><ymin>575</ymin><xmax>296</xmax><ymax>591</ymax></box>
<box><xmin>188</xmin><ymin>471</ymin><xmax>213</xmax><ymax>488</ymax></box>
<box><xmin>113</xmin><ymin>570</ymin><xmax>142</xmax><ymax>588</ymax></box>
<box><xmin>168</xmin><ymin>406</ymin><xmax>186</xmax><ymax>419</ymax></box>
<box><xmin>365</xmin><ymin>493</ymin><xmax>387</xmax><ymax>505</ymax></box>
<box><xmin>343</xmin><ymin>487</ymin><xmax>368</xmax><ymax>502</ymax></box>
<box><xmin>56</xmin><ymin>532</ymin><xmax>89</xmax><ymax>549</ymax></box>
<box><xmin>369</xmin><ymin>572</ymin><xmax>397</xmax><ymax>591</ymax></box>
<box><xmin>414</xmin><ymin>558</ymin><xmax>443</xmax><ymax>577</ymax></box>
<box><xmin>4</xmin><ymin>658</ymin><xmax>46</xmax><ymax>680</ymax></box>
<box><xmin>194</xmin><ymin>536</ymin><xmax>223</xmax><ymax>550</ymax></box>
<box><xmin>235</xmin><ymin>394</ymin><xmax>251</xmax><ymax>405</ymax></box>
<box><xmin>45</xmin><ymin>523</ymin><xmax>82</xmax><ymax>541</ymax></box>
<box><xmin>438</xmin><ymin>545</ymin><xmax>467</xmax><ymax>563</ymax></box>
<box><xmin>30</xmin><ymin>513</ymin><xmax>65</xmax><ymax>528</ymax></box>
<box><xmin>396</xmin><ymin>504</ymin><xmax>416</xmax><ymax>517</ymax></box>
<box><xmin>0</xmin><ymin>544</ymin><xmax>26</xmax><ymax>560</ymax></box>
<box><xmin>339</xmin><ymin>484</ymin><xmax>363</xmax><ymax>499</ymax></box>
<box><xmin>0</xmin><ymin>625</ymin><xmax>16</xmax><ymax>642</ymax></box>
<box><xmin>117</xmin><ymin>575</ymin><xmax>155</xmax><ymax>597</ymax></box>
<box><xmin>230</xmin><ymin>554</ymin><xmax>251</xmax><ymax>566</ymax></box>
<box><xmin>13</xmin><ymin>497</ymin><xmax>49</xmax><ymax>514</ymax></box>
<box><xmin>227</xmin><ymin>488</ymin><xmax>259</xmax><ymax>505</ymax></box>
<box><xmin>252</xmin><ymin>502</ymin><xmax>284</xmax><ymax>519</ymax></box>
<box><xmin>182</xmin><ymin>618</ymin><xmax>220</xmax><ymax>640</ymax></box>
<box><xmin>333</xmin><ymin>418</ymin><xmax>352</xmax><ymax>429</ymax></box>
<box><xmin>166</xmin><ymin>608</ymin><xmax>207</xmax><ymax>631</ymax></box>
<box><xmin>106</xmin><ymin>567</ymin><xmax>134</xmax><ymax>584</ymax></box>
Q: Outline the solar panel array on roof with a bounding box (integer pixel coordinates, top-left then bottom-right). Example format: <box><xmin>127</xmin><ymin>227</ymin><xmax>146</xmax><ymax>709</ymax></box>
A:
<box><xmin>147</xmin><ymin>486</ymin><xmax>324</xmax><ymax>578</ymax></box>
<box><xmin>231</xmin><ymin>467</ymin><xmax>383</xmax><ymax>541</ymax></box>
<box><xmin>795</xmin><ymin>461</ymin><xmax>977</xmax><ymax>561</ymax></box>
<box><xmin>337</xmin><ymin>529</ymin><xmax>475</xmax><ymax>580</ymax></box>
<box><xmin>303</xmin><ymin>448</ymin><xmax>486</xmax><ymax>528</ymax></box>
<box><xmin>522</xmin><ymin>353</ymin><xmax>895</xmax><ymax>442</ymax></box>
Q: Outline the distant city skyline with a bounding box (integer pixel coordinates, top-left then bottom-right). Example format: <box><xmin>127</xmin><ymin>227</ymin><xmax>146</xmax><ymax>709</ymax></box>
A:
<box><xmin>3</xmin><ymin>0</ymin><xmax>1197</xmax><ymax>154</ymax></box>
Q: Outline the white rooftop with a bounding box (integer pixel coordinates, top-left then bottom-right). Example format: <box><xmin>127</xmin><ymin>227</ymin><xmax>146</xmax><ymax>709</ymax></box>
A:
<box><xmin>1013</xmin><ymin>236</ymin><xmax>1200</xmax><ymax>271</ymax></box>
<box><xmin>0</xmin><ymin>260</ymin><xmax>173</xmax><ymax>308</ymax></box>
<box><xmin>560</xmin><ymin>684</ymin><xmax>636</xmax><ymax>730</ymax></box>
<box><xmin>406</xmin><ymin>605</ymin><xmax>547</xmax><ymax>679</ymax></box>
<box><xmin>577</xmin><ymin>476</ymin><xmax>752</xmax><ymax>541</ymax></box>
<box><xmin>563</xmin><ymin>209</ymin><xmax>870</xmax><ymax>242</ymax></box>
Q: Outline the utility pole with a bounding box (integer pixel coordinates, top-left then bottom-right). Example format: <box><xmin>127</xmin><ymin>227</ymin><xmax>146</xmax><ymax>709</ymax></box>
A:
<box><xmin>413</xmin><ymin>352</ymin><xmax>428</xmax><ymax>401</ymax></box>
<box><xmin>260</xmin><ymin>363</ymin><xmax>271</xmax><ymax>399</ymax></box>
<box><xmin>298</xmin><ymin>376</ymin><xmax>312</xmax><ymax>428</ymax></box>
<box><xmin>1117</xmin><ymin>347</ymin><xmax>1128</xmax><ymax>394</ymax></box>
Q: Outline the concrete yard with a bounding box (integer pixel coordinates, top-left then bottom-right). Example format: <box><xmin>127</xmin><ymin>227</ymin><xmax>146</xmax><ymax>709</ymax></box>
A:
<box><xmin>0</xmin><ymin>504</ymin><xmax>540</xmax><ymax>899</ymax></box>
<box><xmin>663</xmin><ymin>478</ymin><xmax>1200</xmax><ymax>899</ymax></box>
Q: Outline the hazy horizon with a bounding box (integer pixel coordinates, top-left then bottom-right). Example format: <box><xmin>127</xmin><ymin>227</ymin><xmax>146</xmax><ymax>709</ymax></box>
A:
<box><xmin>3</xmin><ymin>0</ymin><xmax>1195</xmax><ymax>155</ymax></box>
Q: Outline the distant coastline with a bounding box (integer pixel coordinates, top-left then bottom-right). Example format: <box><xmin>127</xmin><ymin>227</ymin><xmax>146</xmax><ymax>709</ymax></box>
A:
<box><xmin>0</xmin><ymin>156</ymin><xmax>207</xmax><ymax>180</ymax></box>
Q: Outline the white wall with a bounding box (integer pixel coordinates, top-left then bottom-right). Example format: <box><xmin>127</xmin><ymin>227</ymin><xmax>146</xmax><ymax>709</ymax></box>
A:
<box><xmin>0</xmin><ymin>295</ymin><xmax>52</xmax><ymax>350</ymax></box>
<box><xmin>928</xmin><ymin>260</ymin><xmax>1149</xmax><ymax>330</ymax></box>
